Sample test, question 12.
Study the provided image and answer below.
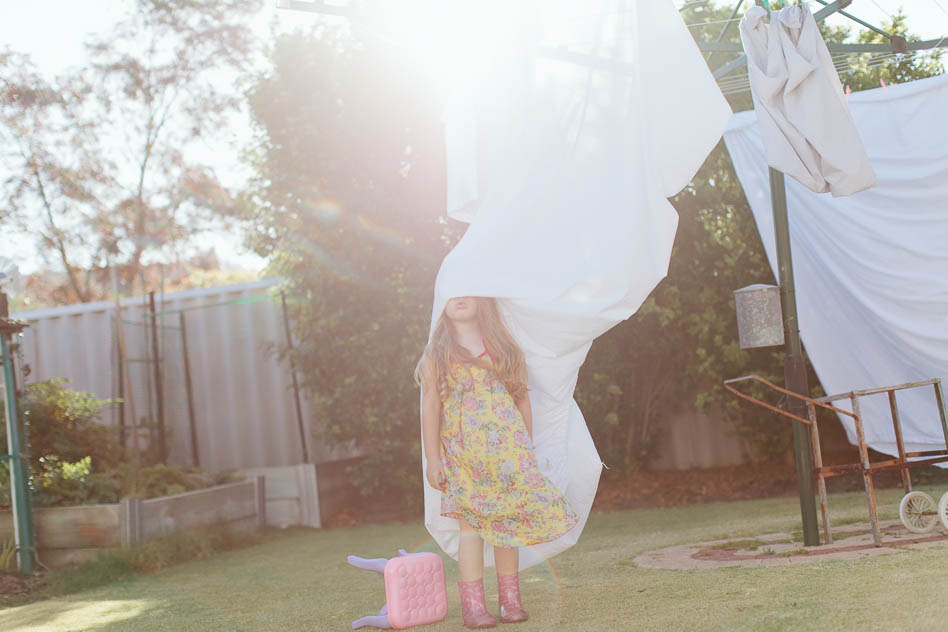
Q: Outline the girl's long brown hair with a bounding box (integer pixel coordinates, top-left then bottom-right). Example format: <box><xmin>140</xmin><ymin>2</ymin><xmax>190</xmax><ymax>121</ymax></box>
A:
<box><xmin>414</xmin><ymin>297</ymin><xmax>527</xmax><ymax>402</ymax></box>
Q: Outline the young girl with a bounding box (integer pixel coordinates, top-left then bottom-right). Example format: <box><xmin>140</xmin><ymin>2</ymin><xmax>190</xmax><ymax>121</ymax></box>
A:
<box><xmin>416</xmin><ymin>296</ymin><xmax>578</xmax><ymax>629</ymax></box>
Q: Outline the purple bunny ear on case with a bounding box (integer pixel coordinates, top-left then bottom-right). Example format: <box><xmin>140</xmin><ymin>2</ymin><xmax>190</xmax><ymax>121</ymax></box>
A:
<box><xmin>347</xmin><ymin>555</ymin><xmax>388</xmax><ymax>575</ymax></box>
<box><xmin>352</xmin><ymin>608</ymin><xmax>391</xmax><ymax>630</ymax></box>
<box><xmin>348</xmin><ymin>556</ymin><xmax>391</xmax><ymax>629</ymax></box>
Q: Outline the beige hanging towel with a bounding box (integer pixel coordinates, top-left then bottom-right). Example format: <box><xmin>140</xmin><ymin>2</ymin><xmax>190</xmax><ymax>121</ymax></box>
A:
<box><xmin>740</xmin><ymin>4</ymin><xmax>876</xmax><ymax>196</ymax></box>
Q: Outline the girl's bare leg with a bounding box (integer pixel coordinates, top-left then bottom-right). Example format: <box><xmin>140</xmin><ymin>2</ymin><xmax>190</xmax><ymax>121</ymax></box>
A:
<box><xmin>493</xmin><ymin>546</ymin><xmax>518</xmax><ymax>575</ymax></box>
<box><xmin>458</xmin><ymin>517</ymin><xmax>485</xmax><ymax>582</ymax></box>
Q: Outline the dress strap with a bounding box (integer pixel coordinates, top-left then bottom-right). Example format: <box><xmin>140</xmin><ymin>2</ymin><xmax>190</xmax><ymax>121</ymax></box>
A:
<box><xmin>480</xmin><ymin>338</ymin><xmax>494</xmax><ymax>362</ymax></box>
<box><xmin>462</xmin><ymin>340</ymin><xmax>490</xmax><ymax>363</ymax></box>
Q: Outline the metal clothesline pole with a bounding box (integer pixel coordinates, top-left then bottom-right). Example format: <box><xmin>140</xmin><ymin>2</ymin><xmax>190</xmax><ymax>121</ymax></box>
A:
<box><xmin>1</xmin><ymin>293</ymin><xmax>34</xmax><ymax>573</ymax></box>
<box><xmin>766</xmin><ymin>164</ymin><xmax>821</xmax><ymax>546</ymax></box>
<box><xmin>748</xmin><ymin>0</ymin><xmax>821</xmax><ymax>547</ymax></box>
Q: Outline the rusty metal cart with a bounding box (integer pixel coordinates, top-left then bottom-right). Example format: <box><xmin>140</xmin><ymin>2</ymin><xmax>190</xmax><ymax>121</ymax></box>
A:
<box><xmin>724</xmin><ymin>376</ymin><xmax>948</xmax><ymax>546</ymax></box>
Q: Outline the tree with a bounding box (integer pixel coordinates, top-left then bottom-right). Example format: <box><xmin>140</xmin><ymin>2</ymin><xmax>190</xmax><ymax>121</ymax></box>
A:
<box><xmin>0</xmin><ymin>52</ymin><xmax>103</xmax><ymax>302</ymax></box>
<box><xmin>242</xmin><ymin>24</ymin><xmax>450</xmax><ymax>499</ymax></box>
<box><xmin>0</xmin><ymin>0</ymin><xmax>263</xmax><ymax>304</ymax></box>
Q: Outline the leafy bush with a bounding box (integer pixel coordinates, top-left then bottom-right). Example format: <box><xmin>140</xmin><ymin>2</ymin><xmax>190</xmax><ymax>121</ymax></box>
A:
<box><xmin>1</xmin><ymin>378</ymin><xmax>240</xmax><ymax>507</ymax></box>
<box><xmin>29</xmin><ymin>460</ymin><xmax>241</xmax><ymax>507</ymax></box>
<box><xmin>243</xmin><ymin>27</ymin><xmax>448</xmax><ymax>504</ymax></box>
<box><xmin>20</xmin><ymin>378</ymin><xmax>125</xmax><ymax>476</ymax></box>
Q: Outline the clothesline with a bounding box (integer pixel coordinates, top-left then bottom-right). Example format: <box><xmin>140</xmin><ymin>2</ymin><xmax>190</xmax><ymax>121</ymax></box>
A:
<box><xmin>685</xmin><ymin>0</ymin><xmax>817</xmax><ymax>28</ymax></box>
<box><xmin>935</xmin><ymin>0</ymin><xmax>948</xmax><ymax>18</ymax></box>
<box><xmin>715</xmin><ymin>49</ymin><xmax>906</xmax><ymax>85</ymax></box>
<box><xmin>718</xmin><ymin>48</ymin><xmax>943</xmax><ymax>94</ymax></box>
<box><xmin>868</xmin><ymin>0</ymin><xmax>895</xmax><ymax>20</ymax></box>
<box><xmin>717</xmin><ymin>50</ymin><xmax>921</xmax><ymax>85</ymax></box>
<box><xmin>718</xmin><ymin>53</ymin><xmax>922</xmax><ymax>92</ymax></box>
<box><xmin>544</xmin><ymin>0</ymin><xmax>808</xmax><ymax>28</ymax></box>
<box><xmin>684</xmin><ymin>0</ymin><xmax>948</xmax><ymax>29</ymax></box>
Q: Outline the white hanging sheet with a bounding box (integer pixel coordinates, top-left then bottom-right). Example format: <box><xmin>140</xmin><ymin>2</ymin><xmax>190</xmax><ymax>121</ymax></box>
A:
<box><xmin>424</xmin><ymin>0</ymin><xmax>731</xmax><ymax>570</ymax></box>
<box><xmin>739</xmin><ymin>4</ymin><xmax>876</xmax><ymax>196</ymax></box>
<box><xmin>723</xmin><ymin>72</ymin><xmax>948</xmax><ymax>461</ymax></box>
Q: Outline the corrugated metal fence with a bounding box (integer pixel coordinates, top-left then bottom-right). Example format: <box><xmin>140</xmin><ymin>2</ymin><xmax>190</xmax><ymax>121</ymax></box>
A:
<box><xmin>11</xmin><ymin>279</ymin><xmax>330</xmax><ymax>472</ymax></box>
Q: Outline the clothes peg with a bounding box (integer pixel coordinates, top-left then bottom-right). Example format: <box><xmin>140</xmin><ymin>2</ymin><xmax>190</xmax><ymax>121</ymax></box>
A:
<box><xmin>880</xmin><ymin>78</ymin><xmax>887</xmax><ymax>91</ymax></box>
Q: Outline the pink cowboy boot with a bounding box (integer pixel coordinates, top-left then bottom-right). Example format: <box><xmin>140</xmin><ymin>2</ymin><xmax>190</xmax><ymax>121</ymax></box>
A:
<box><xmin>459</xmin><ymin>579</ymin><xmax>497</xmax><ymax>629</ymax></box>
<box><xmin>497</xmin><ymin>573</ymin><xmax>529</xmax><ymax>623</ymax></box>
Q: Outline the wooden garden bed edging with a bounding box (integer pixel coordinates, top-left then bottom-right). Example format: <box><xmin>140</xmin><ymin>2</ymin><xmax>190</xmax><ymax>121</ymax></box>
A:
<box><xmin>0</xmin><ymin>476</ymin><xmax>266</xmax><ymax>569</ymax></box>
<box><xmin>236</xmin><ymin>463</ymin><xmax>321</xmax><ymax>529</ymax></box>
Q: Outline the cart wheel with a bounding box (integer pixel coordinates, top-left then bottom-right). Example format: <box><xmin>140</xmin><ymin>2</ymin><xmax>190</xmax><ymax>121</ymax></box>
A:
<box><xmin>899</xmin><ymin>491</ymin><xmax>938</xmax><ymax>533</ymax></box>
<box><xmin>938</xmin><ymin>491</ymin><xmax>948</xmax><ymax>532</ymax></box>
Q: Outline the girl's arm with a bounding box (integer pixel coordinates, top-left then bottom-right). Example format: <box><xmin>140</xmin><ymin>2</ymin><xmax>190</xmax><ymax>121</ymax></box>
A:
<box><xmin>420</xmin><ymin>356</ymin><xmax>445</xmax><ymax>490</ymax></box>
<box><xmin>516</xmin><ymin>392</ymin><xmax>533</xmax><ymax>439</ymax></box>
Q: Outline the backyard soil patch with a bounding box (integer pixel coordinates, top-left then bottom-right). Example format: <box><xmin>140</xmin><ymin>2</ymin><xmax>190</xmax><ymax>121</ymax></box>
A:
<box><xmin>594</xmin><ymin>449</ymin><xmax>948</xmax><ymax>511</ymax></box>
<box><xmin>324</xmin><ymin>447</ymin><xmax>948</xmax><ymax>527</ymax></box>
<box><xmin>0</xmin><ymin>573</ymin><xmax>29</xmax><ymax>595</ymax></box>
<box><xmin>0</xmin><ymin>571</ymin><xmax>44</xmax><ymax>608</ymax></box>
<box><xmin>634</xmin><ymin>520</ymin><xmax>948</xmax><ymax>570</ymax></box>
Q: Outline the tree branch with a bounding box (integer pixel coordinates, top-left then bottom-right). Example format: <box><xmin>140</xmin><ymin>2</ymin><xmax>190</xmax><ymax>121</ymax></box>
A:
<box><xmin>32</xmin><ymin>164</ymin><xmax>88</xmax><ymax>302</ymax></box>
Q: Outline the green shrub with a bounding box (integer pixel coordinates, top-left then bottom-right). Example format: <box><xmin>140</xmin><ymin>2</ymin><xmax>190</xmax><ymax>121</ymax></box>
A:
<box><xmin>21</xmin><ymin>378</ymin><xmax>125</xmax><ymax>474</ymax></box>
<box><xmin>30</xmin><ymin>461</ymin><xmax>242</xmax><ymax>507</ymax></box>
<box><xmin>1</xmin><ymin>378</ymin><xmax>241</xmax><ymax>507</ymax></box>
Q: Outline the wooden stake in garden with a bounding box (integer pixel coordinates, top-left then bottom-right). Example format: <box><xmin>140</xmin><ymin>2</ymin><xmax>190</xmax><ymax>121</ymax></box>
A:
<box><xmin>110</xmin><ymin>258</ymin><xmax>141</xmax><ymax>464</ymax></box>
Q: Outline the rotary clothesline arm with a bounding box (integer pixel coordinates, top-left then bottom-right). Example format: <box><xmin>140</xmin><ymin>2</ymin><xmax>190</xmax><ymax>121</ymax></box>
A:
<box><xmin>273</xmin><ymin>0</ymin><xmax>939</xmax><ymax>85</ymax></box>
<box><xmin>812</xmin><ymin>0</ymin><xmax>896</xmax><ymax>40</ymax></box>
<box><xmin>712</xmin><ymin>0</ymin><xmax>854</xmax><ymax>79</ymax></box>
<box><xmin>700</xmin><ymin>38</ymin><xmax>947</xmax><ymax>53</ymax></box>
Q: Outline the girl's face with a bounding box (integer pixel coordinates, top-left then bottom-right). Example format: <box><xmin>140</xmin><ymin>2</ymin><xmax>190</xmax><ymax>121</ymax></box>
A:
<box><xmin>444</xmin><ymin>296</ymin><xmax>478</xmax><ymax>322</ymax></box>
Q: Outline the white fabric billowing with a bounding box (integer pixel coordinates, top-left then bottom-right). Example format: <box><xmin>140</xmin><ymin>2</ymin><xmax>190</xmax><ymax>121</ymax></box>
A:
<box><xmin>739</xmin><ymin>5</ymin><xmax>876</xmax><ymax>196</ymax></box>
<box><xmin>423</xmin><ymin>0</ymin><xmax>731</xmax><ymax>570</ymax></box>
<box><xmin>723</xmin><ymin>72</ymin><xmax>948</xmax><ymax>461</ymax></box>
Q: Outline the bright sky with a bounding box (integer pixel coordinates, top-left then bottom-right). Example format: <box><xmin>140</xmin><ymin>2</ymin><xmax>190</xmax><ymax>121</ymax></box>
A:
<box><xmin>0</xmin><ymin>1</ymin><xmax>945</xmax><ymax>73</ymax></box>
<box><xmin>0</xmin><ymin>1</ymin><xmax>318</xmax><ymax>275</ymax></box>
<box><xmin>1</xmin><ymin>1</ymin><xmax>946</xmax><ymax>276</ymax></box>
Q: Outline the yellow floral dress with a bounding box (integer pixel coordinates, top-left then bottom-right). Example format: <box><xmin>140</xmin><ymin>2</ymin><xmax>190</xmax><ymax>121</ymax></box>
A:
<box><xmin>439</xmin><ymin>353</ymin><xmax>578</xmax><ymax>548</ymax></box>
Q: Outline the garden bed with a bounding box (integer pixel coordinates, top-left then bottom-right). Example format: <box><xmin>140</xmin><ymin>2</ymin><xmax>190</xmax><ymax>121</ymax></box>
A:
<box><xmin>0</xmin><ymin>477</ymin><xmax>265</xmax><ymax>568</ymax></box>
<box><xmin>0</xmin><ymin>462</ymin><xmax>323</xmax><ymax>570</ymax></box>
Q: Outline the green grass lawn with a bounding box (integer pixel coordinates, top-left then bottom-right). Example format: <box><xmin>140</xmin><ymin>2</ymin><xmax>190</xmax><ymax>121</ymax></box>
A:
<box><xmin>1</xmin><ymin>485</ymin><xmax>947</xmax><ymax>631</ymax></box>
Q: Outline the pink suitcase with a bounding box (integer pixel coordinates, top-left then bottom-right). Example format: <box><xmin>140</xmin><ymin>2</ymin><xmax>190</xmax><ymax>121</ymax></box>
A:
<box><xmin>348</xmin><ymin>549</ymin><xmax>447</xmax><ymax>629</ymax></box>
